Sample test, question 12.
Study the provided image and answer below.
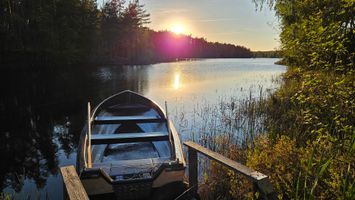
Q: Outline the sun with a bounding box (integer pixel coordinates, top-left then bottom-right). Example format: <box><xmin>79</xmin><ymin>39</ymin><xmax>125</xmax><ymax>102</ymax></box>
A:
<box><xmin>171</xmin><ymin>24</ymin><xmax>185</xmax><ymax>34</ymax></box>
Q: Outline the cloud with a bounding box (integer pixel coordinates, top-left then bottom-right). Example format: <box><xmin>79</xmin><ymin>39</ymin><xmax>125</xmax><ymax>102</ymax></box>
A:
<box><xmin>208</xmin><ymin>31</ymin><xmax>241</xmax><ymax>35</ymax></box>
<box><xmin>190</xmin><ymin>18</ymin><xmax>240</xmax><ymax>23</ymax></box>
<box><xmin>155</xmin><ymin>8</ymin><xmax>191</xmax><ymax>14</ymax></box>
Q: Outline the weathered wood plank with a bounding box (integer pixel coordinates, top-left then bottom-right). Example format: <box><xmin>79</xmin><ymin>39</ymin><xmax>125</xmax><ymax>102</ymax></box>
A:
<box><xmin>91</xmin><ymin>132</ymin><xmax>169</xmax><ymax>144</ymax></box>
<box><xmin>60</xmin><ymin>165</ymin><xmax>89</xmax><ymax>200</ymax></box>
<box><xmin>93</xmin><ymin>116</ymin><xmax>165</xmax><ymax>124</ymax></box>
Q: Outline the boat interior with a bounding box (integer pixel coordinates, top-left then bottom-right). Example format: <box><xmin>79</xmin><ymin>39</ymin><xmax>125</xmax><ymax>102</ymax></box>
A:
<box><xmin>87</xmin><ymin>101</ymin><xmax>175</xmax><ymax>180</ymax></box>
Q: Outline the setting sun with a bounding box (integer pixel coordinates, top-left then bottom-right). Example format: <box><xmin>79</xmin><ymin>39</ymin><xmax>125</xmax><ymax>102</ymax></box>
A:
<box><xmin>171</xmin><ymin>24</ymin><xmax>185</xmax><ymax>34</ymax></box>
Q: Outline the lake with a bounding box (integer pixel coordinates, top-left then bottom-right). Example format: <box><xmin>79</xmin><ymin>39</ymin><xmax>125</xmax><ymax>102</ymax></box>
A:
<box><xmin>0</xmin><ymin>58</ymin><xmax>286</xmax><ymax>199</ymax></box>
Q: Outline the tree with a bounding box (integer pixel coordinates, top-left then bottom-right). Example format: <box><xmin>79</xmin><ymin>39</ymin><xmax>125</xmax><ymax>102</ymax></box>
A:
<box><xmin>253</xmin><ymin>0</ymin><xmax>354</xmax><ymax>72</ymax></box>
<box><xmin>120</xmin><ymin>0</ymin><xmax>150</xmax><ymax>62</ymax></box>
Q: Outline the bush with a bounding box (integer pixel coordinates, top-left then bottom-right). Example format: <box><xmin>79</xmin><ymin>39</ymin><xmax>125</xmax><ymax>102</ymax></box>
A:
<box><xmin>247</xmin><ymin>136</ymin><xmax>301</xmax><ymax>199</ymax></box>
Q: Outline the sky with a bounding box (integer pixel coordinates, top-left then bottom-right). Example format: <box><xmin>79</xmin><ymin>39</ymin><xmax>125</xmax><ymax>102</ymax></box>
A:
<box><xmin>101</xmin><ymin>0</ymin><xmax>280</xmax><ymax>51</ymax></box>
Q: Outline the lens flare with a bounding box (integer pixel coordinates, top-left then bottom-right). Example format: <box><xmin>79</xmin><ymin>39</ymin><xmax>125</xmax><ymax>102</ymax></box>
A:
<box><xmin>171</xmin><ymin>24</ymin><xmax>184</xmax><ymax>34</ymax></box>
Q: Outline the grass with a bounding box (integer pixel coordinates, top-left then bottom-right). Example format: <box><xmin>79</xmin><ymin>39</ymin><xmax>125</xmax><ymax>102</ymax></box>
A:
<box><xmin>0</xmin><ymin>193</ymin><xmax>12</xmax><ymax>200</ymax></box>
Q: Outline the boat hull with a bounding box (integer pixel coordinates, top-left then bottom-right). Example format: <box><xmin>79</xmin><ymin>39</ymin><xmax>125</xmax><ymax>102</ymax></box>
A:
<box><xmin>76</xmin><ymin>90</ymin><xmax>186</xmax><ymax>199</ymax></box>
<box><xmin>81</xmin><ymin>168</ymin><xmax>185</xmax><ymax>197</ymax></box>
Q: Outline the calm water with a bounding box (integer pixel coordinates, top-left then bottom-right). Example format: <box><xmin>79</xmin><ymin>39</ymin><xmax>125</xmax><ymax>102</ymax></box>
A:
<box><xmin>0</xmin><ymin>58</ymin><xmax>285</xmax><ymax>199</ymax></box>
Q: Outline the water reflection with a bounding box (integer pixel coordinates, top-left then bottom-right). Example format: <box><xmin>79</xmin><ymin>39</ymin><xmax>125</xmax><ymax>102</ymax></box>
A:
<box><xmin>0</xmin><ymin>66</ymin><xmax>150</xmax><ymax>199</ymax></box>
<box><xmin>0</xmin><ymin>59</ymin><xmax>285</xmax><ymax>199</ymax></box>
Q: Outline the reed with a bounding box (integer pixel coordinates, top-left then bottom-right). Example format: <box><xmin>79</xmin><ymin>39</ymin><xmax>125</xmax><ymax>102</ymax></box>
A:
<box><xmin>171</xmin><ymin>84</ymin><xmax>277</xmax><ymax>199</ymax></box>
<box><xmin>173</xmin><ymin>84</ymin><xmax>275</xmax><ymax>150</ymax></box>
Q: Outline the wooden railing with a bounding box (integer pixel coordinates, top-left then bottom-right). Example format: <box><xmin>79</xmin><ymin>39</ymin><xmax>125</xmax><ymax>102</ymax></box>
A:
<box><xmin>184</xmin><ymin>141</ymin><xmax>277</xmax><ymax>200</ymax></box>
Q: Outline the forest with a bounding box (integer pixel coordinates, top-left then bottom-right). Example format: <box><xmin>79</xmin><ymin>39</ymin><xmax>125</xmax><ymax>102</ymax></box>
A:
<box><xmin>0</xmin><ymin>0</ymin><xmax>251</xmax><ymax>66</ymax></box>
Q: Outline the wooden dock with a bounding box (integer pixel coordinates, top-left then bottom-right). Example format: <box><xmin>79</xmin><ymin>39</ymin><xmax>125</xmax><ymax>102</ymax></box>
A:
<box><xmin>60</xmin><ymin>141</ymin><xmax>276</xmax><ymax>200</ymax></box>
<box><xmin>60</xmin><ymin>166</ymin><xmax>89</xmax><ymax>200</ymax></box>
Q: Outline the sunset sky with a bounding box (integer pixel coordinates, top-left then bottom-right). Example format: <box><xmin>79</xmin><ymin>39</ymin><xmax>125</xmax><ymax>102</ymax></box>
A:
<box><xmin>140</xmin><ymin>0</ymin><xmax>280</xmax><ymax>51</ymax></box>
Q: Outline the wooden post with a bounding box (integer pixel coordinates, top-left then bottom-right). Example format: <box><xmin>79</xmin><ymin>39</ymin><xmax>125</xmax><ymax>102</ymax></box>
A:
<box><xmin>188</xmin><ymin>146</ymin><xmax>198</xmax><ymax>192</ymax></box>
<box><xmin>60</xmin><ymin>166</ymin><xmax>89</xmax><ymax>200</ymax></box>
<box><xmin>87</xmin><ymin>102</ymin><xmax>92</xmax><ymax>168</ymax></box>
<box><xmin>254</xmin><ymin>177</ymin><xmax>277</xmax><ymax>199</ymax></box>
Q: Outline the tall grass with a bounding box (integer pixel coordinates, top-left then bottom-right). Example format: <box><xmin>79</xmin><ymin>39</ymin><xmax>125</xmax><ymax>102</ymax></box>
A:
<box><xmin>173</xmin><ymin>85</ymin><xmax>275</xmax><ymax>150</ymax></box>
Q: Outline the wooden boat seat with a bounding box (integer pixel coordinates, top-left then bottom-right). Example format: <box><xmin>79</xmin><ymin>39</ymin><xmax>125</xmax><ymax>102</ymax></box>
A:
<box><xmin>91</xmin><ymin>132</ymin><xmax>169</xmax><ymax>145</ymax></box>
<box><xmin>93</xmin><ymin>116</ymin><xmax>166</xmax><ymax>124</ymax></box>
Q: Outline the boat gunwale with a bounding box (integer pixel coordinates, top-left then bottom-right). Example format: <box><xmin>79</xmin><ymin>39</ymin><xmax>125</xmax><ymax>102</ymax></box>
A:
<box><xmin>90</xmin><ymin>90</ymin><xmax>167</xmax><ymax>121</ymax></box>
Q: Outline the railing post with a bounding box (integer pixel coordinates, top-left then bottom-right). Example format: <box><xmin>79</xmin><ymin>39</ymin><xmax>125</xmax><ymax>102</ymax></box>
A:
<box><xmin>188</xmin><ymin>146</ymin><xmax>198</xmax><ymax>192</ymax></box>
<box><xmin>254</xmin><ymin>177</ymin><xmax>277</xmax><ymax>200</ymax></box>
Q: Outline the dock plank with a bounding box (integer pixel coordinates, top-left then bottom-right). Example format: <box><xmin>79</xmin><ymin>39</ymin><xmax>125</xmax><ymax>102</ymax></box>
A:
<box><xmin>60</xmin><ymin>166</ymin><xmax>89</xmax><ymax>200</ymax></box>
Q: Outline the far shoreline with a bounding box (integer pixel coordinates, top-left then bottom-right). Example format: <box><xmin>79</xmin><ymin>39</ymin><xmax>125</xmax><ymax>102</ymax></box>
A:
<box><xmin>0</xmin><ymin>56</ymin><xmax>282</xmax><ymax>70</ymax></box>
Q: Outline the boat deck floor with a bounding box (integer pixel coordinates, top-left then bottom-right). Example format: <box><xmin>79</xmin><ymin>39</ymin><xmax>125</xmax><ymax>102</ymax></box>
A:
<box><xmin>102</xmin><ymin>142</ymin><xmax>160</xmax><ymax>161</ymax></box>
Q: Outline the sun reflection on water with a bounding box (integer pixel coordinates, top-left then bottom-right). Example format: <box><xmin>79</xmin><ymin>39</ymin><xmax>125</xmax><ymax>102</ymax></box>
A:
<box><xmin>173</xmin><ymin>73</ymin><xmax>181</xmax><ymax>90</ymax></box>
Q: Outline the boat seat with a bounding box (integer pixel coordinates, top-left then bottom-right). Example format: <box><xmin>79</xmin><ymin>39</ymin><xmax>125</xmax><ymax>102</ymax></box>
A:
<box><xmin>93</xmin><ymin>116</ymin><xmax>166</xmax><ymax>124</ymax></box>
<box><xmin>91</xmin><ymin>132</ymin><xmax>169</xmax><ymax>145</ymax></box>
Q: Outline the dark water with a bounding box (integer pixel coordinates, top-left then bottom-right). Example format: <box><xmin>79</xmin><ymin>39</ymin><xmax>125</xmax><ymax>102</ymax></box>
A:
<box><xmin>0</xmin><ymin>58</ymin><xmax>285</xmax><ymax>199</ymax></box>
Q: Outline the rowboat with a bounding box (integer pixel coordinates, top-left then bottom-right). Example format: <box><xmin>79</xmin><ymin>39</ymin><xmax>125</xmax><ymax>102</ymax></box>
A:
<box><xmin>76</xmin><ymin>90</ymin><xmax>186</xmax><ymax>199</ymax></box>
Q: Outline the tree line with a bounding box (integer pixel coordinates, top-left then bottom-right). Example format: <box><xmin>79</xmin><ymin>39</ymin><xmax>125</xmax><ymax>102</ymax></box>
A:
<box><xmin>252</xmin><ymin>50</ymin><xmax>280</xmax><ymax>58</ymax></box>
<box><xmin>0</xmin><ymin>0</ymin><xmax>252</xmax><ymax>66</ymax></box>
